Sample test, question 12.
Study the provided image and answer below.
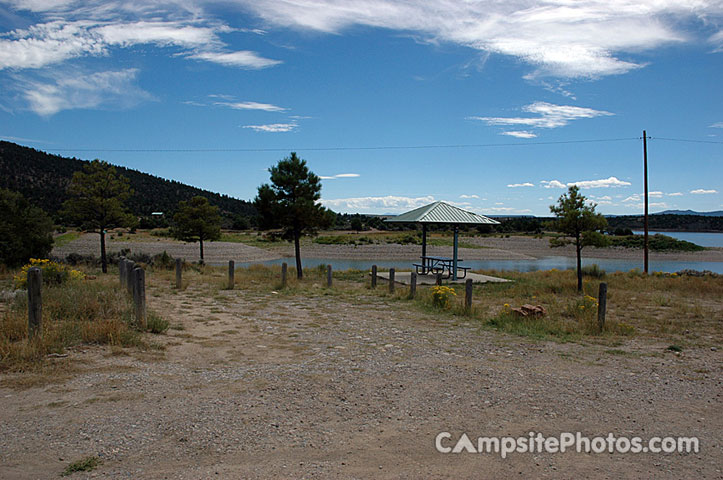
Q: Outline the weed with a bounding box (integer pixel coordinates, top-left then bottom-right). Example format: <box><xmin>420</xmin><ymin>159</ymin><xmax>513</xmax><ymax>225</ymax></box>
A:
<box><xmin>62</xmin><ymin>456</ymin><xmax>100</xmax><ymax>476</ymax></box>
<box><xmin>146</xmin><ymin>311</ymin><xmax>170</xmax><ymax>334</ymax></box>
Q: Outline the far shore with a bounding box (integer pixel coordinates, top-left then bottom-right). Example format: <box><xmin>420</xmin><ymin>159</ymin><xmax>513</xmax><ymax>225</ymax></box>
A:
<box><xmin>52</xmin><ymin>233</ymin><xmax>723</xmax><ymax>265</ymax></box>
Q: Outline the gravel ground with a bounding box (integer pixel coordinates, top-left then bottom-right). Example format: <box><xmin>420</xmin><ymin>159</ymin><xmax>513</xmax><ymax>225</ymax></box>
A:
<box><xmin>1</xmin><ymin>279</ymin><xmax>720</xmax><ymax>479</ymax></box>
<box><xmin>53</xmin><ymin>233</ymin><xmax>723</xmax><ymax>264</ymax></box>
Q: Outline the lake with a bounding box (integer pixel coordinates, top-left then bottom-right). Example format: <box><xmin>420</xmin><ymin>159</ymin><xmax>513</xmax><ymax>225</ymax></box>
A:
<box><xmin>631</xmin><ymin>231</ymin><xmax>723</xmax><ymax>248</ymax></box>
<box><xmin>239</xmin><ymin>256</ymin><xmax>723</xmax><ymax>274</ymax></box>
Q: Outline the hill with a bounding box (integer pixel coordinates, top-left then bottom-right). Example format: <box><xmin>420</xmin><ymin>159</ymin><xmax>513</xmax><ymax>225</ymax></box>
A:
<box><xmin>0</xmin><ymin>141</ymin><xmax>256</xmax><ymax>224</ymax></box>
<box><xmin>656</xmin><ymin>209</ymin><xmax>723</xmax><ymax>217</ymax></box>
<box><xmin>606</xmin><ymin>214</ymin><xmax>722</xmax><ymax>232</ymax></box>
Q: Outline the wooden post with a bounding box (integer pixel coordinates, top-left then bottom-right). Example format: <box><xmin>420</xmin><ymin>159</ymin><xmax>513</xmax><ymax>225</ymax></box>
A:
<box><xmin>126</xmin><ymin>260</ymin><xmax>135</xmax><ymax>295</ymax></box>
<box><xmin>133</xmin><ymin>267</ymin><xmax>146</xmax><ymax>329</ymax></box>
<box><xmin>175</xmin><ymin>258</ymin><xmax>182</xmax><ymax>289</ymax></box>
<box><xmin>27</xmin><ymin>267</ymin><xmax>42</xmax><ymax>338</ymax></box>
<box><xmin>119</xmin><ymin>257</ymin><xmax>126</xmax><ymax>286</ymax></box>
<box><xmin>371</xmin><ymin>265</ymin><xmax>377</xmax><ymax>289</ymax></box>
<box><xmin>281</xmin><ymin>262</ymin><xmax>288</xmax><ymax>288</ymax></box>
<box><xmin>436</xmin><ymin>273</ymin><xmax>442</xmax><ymax>286</ymax></box>
<box><xmin>409</xmin><ymin>271</ymin><xmax>417</xmax><ymax>299</ymax></box>
<box><xmin>327</xmin><ymin>265</ymin><xmax>333</xmax><ymax>287</ymax></box>
<box><xmin>465</xmin><ymin>279</ymin><xmax>473</xmax><ymax>311</ymax></box>
<box><xmin>597</xmin><ymin>282</ymin><xmax>607</xmax><ymax>333</ymax></box>
<box><xmin>228</xmin><ymin>260</ymin><xmax>235</xmax><ymax>289</ymax></box>
<box><xmin>389</xmin><ymin>268</ymin><xmax>395</xmax><ymax>293</ymax></box>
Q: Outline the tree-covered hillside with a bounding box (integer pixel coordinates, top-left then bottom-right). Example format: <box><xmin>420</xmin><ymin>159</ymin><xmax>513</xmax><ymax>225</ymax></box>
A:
<box><xmin>606</xmin><ymin>214</ymin><xmax>723</xmax><ymax>232</ymax></box>
<box><xmin>0</xmin><ymin>141</ymin><xmax>256</xmax><ymax>223</ymax></box>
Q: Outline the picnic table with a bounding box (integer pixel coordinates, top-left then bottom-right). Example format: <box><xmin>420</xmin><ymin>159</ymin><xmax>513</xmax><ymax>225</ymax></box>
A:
<box><xmin>413</xmin><ymin>256</ymin><xmax>470</xmax><ymax>279</ymax></box>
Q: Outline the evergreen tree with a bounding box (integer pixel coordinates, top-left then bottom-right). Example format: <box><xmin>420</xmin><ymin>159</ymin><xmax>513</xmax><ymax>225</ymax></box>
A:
<box><xmin>550</xmin><ymin>185</ymin><xmax>608</xmax><ymax>291</ymax></box>
<box><xmin>255</xmin><ymin>153</ymin><xmax>331</xmax><ymax>279</ymax></box>
<box><xmin>172</xmin><ymin>196</ymin><xmax>222</xmax><ymax>261</ymax></box>
<box><xmin>63</xmin><ymin>160</ymin><xmax>134</xmax><ymax>273</ymax></box>
<box><xmin>0</xmin><ymin>188</ymin><xmax>53</xmax><ymax>267</ymax></box>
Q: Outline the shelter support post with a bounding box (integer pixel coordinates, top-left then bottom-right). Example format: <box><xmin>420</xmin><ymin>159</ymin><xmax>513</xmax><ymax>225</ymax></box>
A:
<box><xmin>422</xmin><ymin>224</ymin><xmax>427</xmax><ymax>261</ymax></box>
<box><xmin>452</xmin><ymin>226</ymin><xmax>459</xmax><ymax>281</ymax></box>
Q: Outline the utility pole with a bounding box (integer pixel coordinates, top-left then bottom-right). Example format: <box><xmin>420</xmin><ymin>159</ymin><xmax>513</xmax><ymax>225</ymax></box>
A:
<box><xmin>643</xmin><ymin>130</ymin><xmax>649</xmax><ymax>274</ymax></box>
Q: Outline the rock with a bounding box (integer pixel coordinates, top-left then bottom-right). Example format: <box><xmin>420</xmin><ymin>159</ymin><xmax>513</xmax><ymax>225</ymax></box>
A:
<box><xmin>511</xmin><ymin>304</ymin><xmax>547</xmax><ymax>317</ymax></box>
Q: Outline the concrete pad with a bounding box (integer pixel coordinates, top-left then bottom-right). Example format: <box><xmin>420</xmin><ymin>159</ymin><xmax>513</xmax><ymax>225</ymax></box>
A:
<box><xmin>375</xmin><ymin>271</ymin><xmax>511</xmax><ymax>285</ymax></box>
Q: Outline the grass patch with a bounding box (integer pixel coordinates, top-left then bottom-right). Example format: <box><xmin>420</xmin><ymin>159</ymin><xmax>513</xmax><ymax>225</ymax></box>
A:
<box><xmin>62</xmin><ymin>456</ymin><xmax>100</xmax><ymax>476</ymax></box>
<box><xmin>53</xmin><ymin>231</ymin><xmax>81</xmax><ymax>248</ymax></box>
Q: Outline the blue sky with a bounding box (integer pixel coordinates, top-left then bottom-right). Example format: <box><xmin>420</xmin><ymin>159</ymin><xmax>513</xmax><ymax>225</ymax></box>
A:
<box><xmin>1</xmin><ymin>1</ymin><xmax>721</xmax><ymax>216</ymax></box>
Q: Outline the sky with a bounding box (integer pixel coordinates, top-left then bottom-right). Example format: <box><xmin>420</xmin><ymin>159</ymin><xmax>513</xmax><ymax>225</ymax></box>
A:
<box><xmin>0</xmin><ymin>1</ymin><xmax>722</xmax><ymax>217</ymax></box>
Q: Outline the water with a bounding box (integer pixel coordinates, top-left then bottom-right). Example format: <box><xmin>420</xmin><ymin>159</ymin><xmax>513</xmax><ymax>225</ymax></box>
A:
<box><xmin>631</xmin><ymin>231</ymin><xmax>723</xmax><ymax>248</ymax></box>
<box><xmin>239</xmin><ymin>256</ymin><xmax>723</xmax><ymax>274</ymax></box>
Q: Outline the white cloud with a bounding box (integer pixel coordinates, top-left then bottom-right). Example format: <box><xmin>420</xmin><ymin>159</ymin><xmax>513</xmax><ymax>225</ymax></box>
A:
<box><xmin>690</xmin><ymin>188</ymin><xmax>718</xmax><ymax>194</ymax></box>
<box><xmin>507</xmin><ymin>182</ymin><xmax>535</xmax><ymax>188</ymax></box>
<box><xmin>238</xmin><ymin>0</ymin><xmax>716</xmax><ymax>78</ymax></box>
<box><xmin>568</xmin><ymin>176</ymin><xmax>631</xmax><ymax>188</ymax></box>
<box><xmin>501</xmin><ymin>130</ymin><xmax>537</xmax><ymax>138</ymax></box>
<box><xmin>709</xmin><ymin>122</ymin><xmax>723</xmax><ymax>128</ymax></box>
<box><xmin>215</xmin><ymin>101</ymin><xmax>287</xmax><ymax>112</ymax></box>
<box><xmin>187</xmin><ymin>50</ymin><xmax>281</xmax><ymax>69</ymax></box>
<box><xmin>649</xmin><ymin>191</ymin><xmax>663</xmax><ymax>198</ymax></box>
<box><xmin>0</xmin><ymin>21</ymin><xmax>105</xmax><ymax>70</ymax></box>
<box><xmin>469</xmin><ymin>102</ymin><xmax>613</xmax><ymax>132</ymax></box>
<box><xmin>319</xmin><ymin>173</ymin><xmax>360</xmax><ymax>180</ymax></box>
<box><xmin>541</xmin><ymin>180</ymin><xmax>567</xmax><ymax>189</ymax></box>
<box><xmin>4</xmin><ymin>0</ymin><xmax>722</xmax><ymax>82</ymax></box>
<box><xmin>543</xmin><ymin>176</ymin><xmax>631</xmax><ymax>190</ymax></box>
<box><xmin>0</xmin><ymin>17</ymin><xmax>279</xmax><ymax>72</ymax></box>
<box><xmin>667</xmin><ymin>192</ymin><xmax>683</xmax><ymax>196</ymax></box>
<box><xmin>321</xmin><ymin>195</ymin><xmax>436</xmax><ymax>213</ymax></box>
<box><xmin>460</xmin><ymin>194</ymin><xmax>479</xmax><ymax>199</ymax></box>
<box><xmin>22</xmin><ymin>68</ymin><xmax>152</xmax><ymax>116</ymax></box>
<box><xmin>242</xmin><ymin>122</ymin><xmax>297</xmax><ymax>132</ymax></box>
<box><xmin>486</xmin><ymin>207</ymin><xmax>533</xmax><ymax>213</ymax></box>
<box><xmin>711</xmin><ymin>30</ymin><xmax>723</xmax><ymax>51</ymax></box>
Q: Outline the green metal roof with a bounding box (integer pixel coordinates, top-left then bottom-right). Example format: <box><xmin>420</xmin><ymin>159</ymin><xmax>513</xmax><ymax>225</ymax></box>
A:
<box><xmin>385</xmin><ymin>201</ymin><xmax>500</xmax><ymax>225</ymax></box>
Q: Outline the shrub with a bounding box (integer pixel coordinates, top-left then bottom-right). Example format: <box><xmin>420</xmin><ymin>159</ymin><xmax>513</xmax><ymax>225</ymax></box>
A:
<box><xmin>431</xmin><ymin>285</ymin><xmax>456</xmax><ymax>309</ymax></box>
<box><xmin>151</xmin><ymin>251</ymin><xmax>175</xmax><ymax>269</ymax></box>
<box><xmin>581</xmin><ymin>264</ymin><xmax>606</xmax><ymax>278</ymax></box>
<box><xmin>65</xmin><ymin>252</ymin><xmax>99</xmax><ymax>267</ymax></box>
<box><xmin>13</xmin><ymin>259</ymin><xmax>84</xmax><ymax>289</ymax></box>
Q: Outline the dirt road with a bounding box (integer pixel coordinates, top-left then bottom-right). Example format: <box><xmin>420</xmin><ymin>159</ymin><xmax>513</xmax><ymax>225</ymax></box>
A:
<box><xmin>1</xmin><ymin>275</ymin><xmax>720</xmax><ymax>478</ymax></box>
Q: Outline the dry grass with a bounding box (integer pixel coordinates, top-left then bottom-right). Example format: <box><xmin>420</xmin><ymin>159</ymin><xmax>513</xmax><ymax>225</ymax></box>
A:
<box><xmin>0</xmin><ymin>272</ymin><xmax>150</xmax><ymax>372</ymax></box>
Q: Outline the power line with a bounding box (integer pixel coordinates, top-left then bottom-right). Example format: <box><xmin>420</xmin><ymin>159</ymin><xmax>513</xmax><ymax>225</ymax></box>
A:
<box><xmin>41</xmin><ymin>137</ymin><xmax>640</xmax><ymax>153</ymax></box>
<box><xmin>650</xmin><ymin>137</ymin><xmax>723</xmax><ymax>145</ymax></box>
